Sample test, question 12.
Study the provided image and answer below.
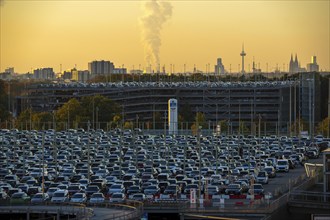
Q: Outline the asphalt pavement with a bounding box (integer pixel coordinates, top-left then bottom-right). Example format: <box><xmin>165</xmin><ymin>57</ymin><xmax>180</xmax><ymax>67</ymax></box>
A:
<box><xmin>263</xmin><ymin>158</ymin><xmax>322</xmax><ymax>197</ymax></box>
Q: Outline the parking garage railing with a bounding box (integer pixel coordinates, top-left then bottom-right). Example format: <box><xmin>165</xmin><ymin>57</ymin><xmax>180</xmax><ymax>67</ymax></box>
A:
<box><xmin>0</xmin><ymin>200</ymin><xmax>143</xmax><ymax>220</ymax></box>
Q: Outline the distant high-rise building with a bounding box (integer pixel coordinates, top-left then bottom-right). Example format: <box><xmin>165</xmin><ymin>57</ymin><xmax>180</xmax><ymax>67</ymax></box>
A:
<box><xmin>5</xmin><ymin>67</ymin><xmax>14</xmax><ymax>75</ymax></box>
<box><xmin>215</xmin><ymin>58</ymin><xmax>225</xmax><ymax>74</ymax></box>
<box><xmin>88</xmin><ymin>60</ymin><xmax>114</xmax><ymax>76</ymax></box>
<box><xmin>33</xmin><ymin>68</ymin><xmax>55</xmax><ymax>80</ymax></box>
<box><xmin>307</xmin><ymin>56</ymin><xmax>319</xmax><ymax>72</ymax></box>
<box><xmin>113</xmin><ymin>68</ymin><xmax>127</xmax><ymax>74</ymax></box>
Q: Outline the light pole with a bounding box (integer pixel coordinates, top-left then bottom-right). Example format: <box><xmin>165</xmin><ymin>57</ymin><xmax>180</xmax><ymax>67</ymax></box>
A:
<box><xmin>164</xmin><ymin>110</ymin><xmax>167</xmax><ymax>164</ymax></box>
<box><xmin>67</xmin><ymin>104</ymin><xmax>70</xmax><ymax>130</ymax></box>
<box><xmin>53</xmin><ymin>110</ymin><xmax>56</xmax><ymax>130</ymax></box>
<box><xmin>41</xmin><ymin>128</ymin><xmax>45</xmax><ymax>196</ymax></box>
<box><xmin>96</xmin><ymin>106</ymin><xmax>99</xmax><ymax>130</ymax></box>
<box><xmin>87</xmin><ymin>121</ymin><xmax>91</xmax><ymax>183</ymax></box>
<box><xmin>136</xmin><ymin>114</ymin><xmax>139</xmax><ymax>129</ymax></box>
<box><xmin>198</xmin><ymin>124</ymin><xmax>202</xmax><ymax>204</ymax></box>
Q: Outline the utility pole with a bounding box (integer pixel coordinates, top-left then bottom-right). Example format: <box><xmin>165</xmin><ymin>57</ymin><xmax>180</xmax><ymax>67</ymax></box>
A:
<box><xmin>197</xmin><ymin>121</ymin><xmax>202</xmax><ymax>204</ymax></box>
<box><xmin>87</xmin><ymin>121</ymin><xmax>91</xmax><ymax>183</ymax></box>
<box><xmin>42</xmin><ymin>128</ymin><xmax>45</xmax><ymax>196</ymax></box>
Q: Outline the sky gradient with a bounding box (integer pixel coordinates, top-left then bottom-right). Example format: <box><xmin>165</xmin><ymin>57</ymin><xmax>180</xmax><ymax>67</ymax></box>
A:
<box><xmin>1</xmin><ymin>0</ymin><xmax>329</xmax><ymax>73</ymax></box>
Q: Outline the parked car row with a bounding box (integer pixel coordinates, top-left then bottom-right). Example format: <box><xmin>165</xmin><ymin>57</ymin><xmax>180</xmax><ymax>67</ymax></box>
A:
<box><xmin>0</xmin><ymin>129</ymin><xmax>327</xmax><ymax>204</ymax></box>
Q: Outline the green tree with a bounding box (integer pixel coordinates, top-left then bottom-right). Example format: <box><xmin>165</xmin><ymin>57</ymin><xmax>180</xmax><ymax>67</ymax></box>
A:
<box><xmin>32</xmin><ymin>112</ymin><xmax>53</xmax><ymax>130</ymax></box>
<box><xmin>218</xmin><ymin>120</ymin><xmax>228</xmax><ymax>134</ymax></box>
<box><xmin>290</xmin><ymin>117</ymin><xmax>309</xmax><ymax>136</ymax></box>
<box><xmin>153</xmin><ymin>111</ymin><xmax>163</xmax><ymax>129</ymax></box>
<box><xmin>15</xmin><ymin>108</ymin><xmax>33</xmax><ymax>130</ymax></box>
<box><xmin>239</xmin><ymin>121</ymin><xmax>249</xmax><ymax>134</ymax></box>
<box><xmin>316</xmin><ymin>117</ymin><xmax>330</xmax><ymax>137</ymax></box>
<box><xmin>80</xmin><ymin>95</ymin><xmax>120</xmax><ymax>129</ymax></box>
<box><xmin>179</xmin><ymin>102</ymin><xmax>194</xmax><ymax>125</ymax></box>
<box><xmin>0</xmin><ymin>80</ymin><xmax>10</xmax><ymax>126</ymax></box>
<box><xmin>111</xmin><ymin>114</ymin><xmax>122</xmax><ymax>128</ymax></box>
<box><xmin>123</xmin><ymin>121</ymin><xmax>133</xmax><ymax>129</ymax></box>
<box><xmin>191</xmin><ymin>112</ymin><xmax>207</xmax><ymax>134</ymax></box>
<box><xmin>55</xmin><ymin>98</ymin><xmax>82</xmax><ymax>129</ymax></box>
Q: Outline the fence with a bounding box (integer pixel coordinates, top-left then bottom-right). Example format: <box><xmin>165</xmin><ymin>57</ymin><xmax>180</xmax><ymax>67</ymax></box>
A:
<box><xmin>0</xmin><ymin>200</ymin><xmax>143</xmax><ymax>220</ymax></box>
<box><xmin>289</xmin><ymin>191</ymin><xmax>330</xmax><ymax>204</ymax></box>
<box><xmin>1</xmin><ymin>120</ymin><xmax>293</xmax><ymax>137</ymax></box>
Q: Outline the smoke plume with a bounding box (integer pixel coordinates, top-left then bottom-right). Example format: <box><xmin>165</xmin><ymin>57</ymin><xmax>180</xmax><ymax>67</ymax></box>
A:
<box><xmin>140</xmin><ymin>0</ymin><xmax>172</xmax><ymax>70</ymax></box>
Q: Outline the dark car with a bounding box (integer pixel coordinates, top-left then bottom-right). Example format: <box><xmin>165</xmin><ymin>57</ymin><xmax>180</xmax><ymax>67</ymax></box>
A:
<box><xmin>10</xmin><ymin>192</ymin><xmax>30</xmax><ymax>204</ymax></box>
<box><xmin>0</xmin><ymin>192</ymin><xmax>9</xmax><ymax>200</ymax></box>
<box><xmin>288</xmin><ymin>159</ymin><xmax>296</xmax><ymax>169</ymax></box>
<box><xmin>264</xmin><ymin>166</ymin><xmax>276</xmax><ymax>178</ymax></box>
<box><xmin>85</xmin><ymin>185</ymin><xmax>100</xmax><ymax>198</ymax></box>
<box><xmin>31</xmin><ymin>193</ymin><xmax>50</xmax><ymax>203</ymax></box>
<box><xmin>127</xmin><ymin>185</ymin><xmax>141</xmax><ymax>195</ymax></box>
<box><xmin>67</xmin><ymin>185</ymin><xmax>82</xmax><ymax>196</ymax></box>
<box><xmin>27</xmin><ymin>186</ymin><xmax>42</xmax><ymax>197</ymax></box>
<box><xmin>144</xmin><ymin>185</ymin><xmax>160</xmax><ymax>196</ymax></box>
<box><xmin>249</xmin><ymin>184</ymin><xmax>264</xmax><ymax>195</ymax></box>
<box><xmin>163</xmin><ymin>184</ymin><xmax>180</xmax><ymax>195</ymax></box>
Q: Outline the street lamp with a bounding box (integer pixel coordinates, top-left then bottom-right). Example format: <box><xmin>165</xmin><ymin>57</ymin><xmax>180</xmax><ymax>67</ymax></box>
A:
<box><xmin>96</xmin><ymin>106</ymin><xmax>99</xmax><ymax>130</ymax></box>
<box><xmin>67</xmin><ymin>104</ymin><xmax>70</xmax><ymax>130</ymax></box>
<box><xmin>87</xmin><ymin>121</ymin><xmax>91</xmax><ymax>183</ymax></box>
<box><xmin>198</xmin><ymin>125</ymin><xmax>202</xmax><ymax>204</ymax></box>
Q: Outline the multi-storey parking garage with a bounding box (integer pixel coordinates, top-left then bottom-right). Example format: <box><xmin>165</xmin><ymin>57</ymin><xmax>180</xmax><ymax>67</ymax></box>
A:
<box><xmin>18</xmin><ymin>79</ymin><xmax>311</xmax><ymax>135</ymax></box>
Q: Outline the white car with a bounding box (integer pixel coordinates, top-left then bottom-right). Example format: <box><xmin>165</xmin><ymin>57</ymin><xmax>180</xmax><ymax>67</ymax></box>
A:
<box><xmin>276</xmin><ymin>159</ymin><xmax>289</xmax><ymax>172</ymax></box>
<box><xmin>70</xmin><ymin>193</ymin><xmax>87</xmax><ymax>203</ymax></box>
<box><xmin>51</xmin><ymin>190</ymin><xmax>69</xmax><ymax>203</ymax></box>
<box><xmin>109</xmin><ymin>193</ymin><xmax>125</xmax><ymax>203</ymax></box>
<box><xmin>255</xmin><ymin>171</ymin><xmax>269</xmax><ymax>184</ymax></box>
<box><xmin>89</xmin><ymin>193</ymin><xmax>105</xmax><ymax>204</ymax></box>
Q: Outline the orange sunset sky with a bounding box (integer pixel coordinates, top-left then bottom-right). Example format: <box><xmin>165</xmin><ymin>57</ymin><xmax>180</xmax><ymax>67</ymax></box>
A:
<box><xmin>0</xmin><ymin>0</ymin><xmax>329</xmax><ymax>73</ymax></box>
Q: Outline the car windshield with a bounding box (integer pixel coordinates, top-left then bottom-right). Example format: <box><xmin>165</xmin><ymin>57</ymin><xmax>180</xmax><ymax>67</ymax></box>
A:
<box><xmin>53</xmin><ymin>192</ymin><xmax>65</xmax><ymax>197</ymax></box>
<box><xmin>34</xmin><ymin>194</ymin><xmax>43</xmax><ymax>198</ymax></box>
<box><xmin>12</xmin><ymin>193</ymin><xmax>24</xmax><ymax>198</ymax></box>
<box><xmin>112</xmin><ymin>194</ymin><xmax>123</xmax><ymax>198</ymax></box>
<box><xmin>92</xmin><ymin>194</ymin><xmax>103</xmax><ymax>198</ymax></box>
<box><xmin>73</xmin><ymin>194</ymin><xmax>83</xmax><ymax>198</ymax></box>
<box><xmin>258</xmin><ymin>172</ymin><xmax>266</xmax><ymax>177</ymax></box>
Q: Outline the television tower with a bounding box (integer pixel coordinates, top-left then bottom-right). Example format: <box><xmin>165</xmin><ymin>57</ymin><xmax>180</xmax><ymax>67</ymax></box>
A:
<box><xmin>240</xmin><ymin>44</ymin><xmax>246</xmax><ymax>74</ymax></box>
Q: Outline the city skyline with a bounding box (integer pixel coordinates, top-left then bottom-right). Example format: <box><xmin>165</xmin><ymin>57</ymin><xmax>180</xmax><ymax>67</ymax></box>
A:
<box><xmin>0</xmin><ymin>0</ymin><xmax>329</xmax><ymax>73</ymax></box>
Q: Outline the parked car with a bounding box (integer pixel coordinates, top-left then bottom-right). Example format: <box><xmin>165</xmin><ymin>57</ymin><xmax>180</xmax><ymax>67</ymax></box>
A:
<box><xmin>85</xmin><ymin>185</ymin><xmax>100</xmax><ymax>198</ymax></box>
<box><xmin>70</xmin><ymin>193</ymin><xmax>87</xmax><ymax>203</ymax></box>
<box><xmin>255</xmin><ymin>171</ymin><xmax>269</xmax><ymax>184</ymax></box>
<box><xmin>264</xmin><ymin>166</ymin><xmax>276</xmax><ymax>178</ymax></box>
<box><xmin>47</xmin><ymin>187</ymin><xmax>59</xmax><ymax>198</ymax></box>
<box><xmin>249</xmin><ymin>184</ymin><xmax>264</xmax><ymax>195</ymax></box>
<box><xmin>276</xmin><ymin>159</ymin><xmax>289</xmax><ymax>172</ymax></box>
<box><xmin>89</xmin><ymin>193</ymin><xmax>105</xmax><ymax>204</ymax></box>
<box><xmin>51</xmin><ymin>190</ymin><xmax>69</xmax><ymax>203</ymax></box>
<box><xmin>225</xmin><ymin>184</ymin><xmax>242</xmax><ymax>195</ymax></box>
<box><xmin>10</xmin><ymin>192</ymin><xmax>30</xmax><ymax>204</ymax></box>
<box><xmin>108</xmin><ymin>184</ymin><xmax>125</xmax><ymax>196</ymax></box>
<box><xmin>31</xmin><ymin>193</ymin><xmax>50</xmax><ymax>204</ymax></box>
<box><xmin>131</xmin><ymin>193</ymin><xmax>146</xmax><ymax>201</ymax></box>
<box><xmin>109</xmin><ymin>192</ymin><xmax>125</xmax><ymax>203</ymax></box>
<box><xmin>127</xmin><ymin>185</ymin><xmax>141</xmax><ymax>195</ymax></box>
<box><xmin>0</xmin><ymin>191</ymin><xmax>9</xmax><ymax>200</ymax></box>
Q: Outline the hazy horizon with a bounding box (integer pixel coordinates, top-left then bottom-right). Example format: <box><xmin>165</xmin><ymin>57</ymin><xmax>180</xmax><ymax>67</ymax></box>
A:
<box><xmin>1</xmin><ymin>0</ymin><xmax>329</xmax><ymax>73</ymax></box>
